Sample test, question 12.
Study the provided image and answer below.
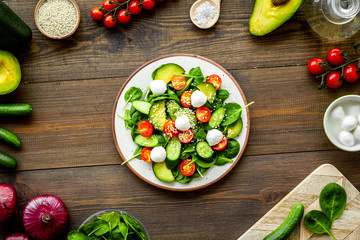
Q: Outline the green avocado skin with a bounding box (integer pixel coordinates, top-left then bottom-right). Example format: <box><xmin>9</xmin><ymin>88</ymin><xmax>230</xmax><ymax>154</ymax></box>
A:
<box><xmin>0</xmin><ymin>1</ymin><xmax>32</xmax><ymax>48</ymax></box>
<box><xmin>249</xmin><ymin>0</ymin><xmax>304</xmax><ymax>36</ymax></box>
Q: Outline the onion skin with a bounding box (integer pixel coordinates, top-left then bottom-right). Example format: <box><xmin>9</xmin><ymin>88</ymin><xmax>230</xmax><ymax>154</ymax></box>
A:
<box><xmin>23</xmin><ymin>194</ymin><xmax>69</xmax><ymax>240</ymax></box>
<box><xmin>5</xmin><ymin>233</ymin><xmax>31</xmax><ymax>240</ymax></box>
<box><xmin>0</xmin><ymin>183</ymin><xmax>17</xmax><ymax>223</ymax></box>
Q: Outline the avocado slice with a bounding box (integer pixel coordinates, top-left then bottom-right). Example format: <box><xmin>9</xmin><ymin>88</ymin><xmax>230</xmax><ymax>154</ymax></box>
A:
<box><xmin>152</xmin><ymin>63</ymin><xmax>185</xmax><ymax>84</ymax></box>
<box><xmin>153</xmin><ymin>161</ymin><xmax>175</xmax><ymax>182</ymax></box>
<box><xmin>0</xmin><ymin>50</ymin><xmax>21</xmax><ymax>95</ymax></box>
<box><xmin>249</xmin><ymin>0</ymin><xmax>304</xmax><ymax>36</ymax></box>
<box><xmin>227</xmin><ymin>117</ymin><xmax>243</xmax><ymax>139</ymax></box>
<box><xmin>196</xmin><ymin>82</ymin><xmax>216</xmax><ymax>103</ymax></box>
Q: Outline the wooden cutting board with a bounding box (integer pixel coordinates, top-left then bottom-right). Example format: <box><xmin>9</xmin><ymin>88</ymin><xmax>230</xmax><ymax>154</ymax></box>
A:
<box><xmin>238</xmin><ymin>164</ymin><xmax>360</xmax><ymax>240</ymax></box>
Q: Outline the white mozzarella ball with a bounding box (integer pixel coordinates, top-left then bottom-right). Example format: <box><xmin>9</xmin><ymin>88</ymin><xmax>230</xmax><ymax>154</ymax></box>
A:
<box><xmin>341</xmin><ymin>115</ymin><xmax>358</xmax><ymax>131</ymax></box>
<box><xmin>339</xmin><ymin>131</ymin><xmax>355</xmax><ymax>147</ymax></box>
<box><xmin>206</xmin><ymin>129</ymin><xmax>224</xmax><ymax>146</ymax></box>
<box><xmin>354</xmin><ymin>125</ymin><xmax>360</xmax><ymax>140</ymax></box>
<box><xmin>149</xmin><ymin>80</ymin><xmax>167</xmax><ymax>96</ymax></box>
<box><xmin>175</xmin><ymin>115</ymin><xmax>190</xmax><ymax>131</ymax></box>
<box><xmin>150</xmin><ymin>146</ymin><xmax>166</xmax><ymax>162</ymax></box>
<box><xmin>331</xmin><ymin>106</ymin><xmax>345</xmax><ymax>122</ymax></box>
<box><xmin>191</xmin><ymin>90</ymin><xmax>207</xmax><ymax>108</ymax></box>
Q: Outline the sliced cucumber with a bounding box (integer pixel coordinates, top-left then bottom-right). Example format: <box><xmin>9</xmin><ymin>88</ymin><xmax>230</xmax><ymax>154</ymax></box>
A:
<box><xmin>209</xmin><ymin>107</ymin><xmax>225</xmax><ymax>128</ymax></box>
<box><xmin>132</xmin><ymin>100</ymin><xmax>151</xmax><ymax>115</ymax></box>
<box><xmin>196</xmin><ymin>82</ymin><xmax>216</xmax><ymax>103</ymax></box>
<box><xmin>196</xmin><ymin>141</ymin><xmax>213</xmax><ymax>160</ymax></box>
<box><xmin>166</xmin><ymin>100</ymin><xmax>180</xmax><ymax>120</ymax></box>
<box><xmin>134</xmin><ymin>134</ymin><xmax>165</xmax><ymax>147</ymax></box>
<box><xmin>153</xmin><ymin>161</ymin><xmax>175</xmax><ymax>182</ymax></box>
<box><xmin>166</xmin><ymin>137</ymin><xmax>181</xmax><ymax>169</ymax></box>
<box><xmin>149</xmin><ymin>100</ymin><xmax>167</xmax><ymax>130</ymax></box>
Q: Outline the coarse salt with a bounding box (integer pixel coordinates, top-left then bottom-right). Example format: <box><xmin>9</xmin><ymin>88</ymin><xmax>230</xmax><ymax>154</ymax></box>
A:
<box><xmin>193</xmin><ymin>1</ymin><xmax>217</xmax><ymax>27</ymax></box>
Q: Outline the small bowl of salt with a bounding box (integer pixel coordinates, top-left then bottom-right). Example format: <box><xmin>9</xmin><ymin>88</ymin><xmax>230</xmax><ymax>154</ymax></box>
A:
<box><xmin>190</xmin><ymin>0</ymin><xmax>221</xmax><ymax>29</ymax></box>
<box><xmin>323</xmin><ymin>95</ymin><xmax>360</xmax><ymax>152</ymax></box>
<box><xmin>35</xmin><ymin>0</ymin><xmax>81</xmax><ymax>39</ymax></box>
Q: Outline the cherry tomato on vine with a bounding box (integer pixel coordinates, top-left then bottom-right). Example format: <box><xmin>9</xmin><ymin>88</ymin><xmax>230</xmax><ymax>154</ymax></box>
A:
<box><xmin>140</xmin><ymin>147</ymin><xmax>153</xmax><ymax>162</ymax></box>
<box><xmin>102</xmin><ymin>0</ymin><xmax>117</xmax><ymax>10</ymax></box>
<box><xmin>118</xmin><ymin>9</ymin><xmax>131</xmax><ymax>24</ymax></box>
<box><xmin>343</xmin><ymin>65</ymin><xmax>359</xmax><ymax>83</ymax></box>
<box><xmin>180</xmin><ymin>91</ymin><xmax>192</xmax><ymax>108</ymax></box>
<box><xmin>179</xmin><ymin>159</ymin><xmax>196</xmax><ymax>176</ymax></box>
<box><xmin>128</xmin><ymin>0</ymin><xmax>142</xmax><ymax>15</ymax></box>
<box><xmin>327</xmin><ymin>48</ymin><xmax>345</xmax><ymax>66</ymax></box>
<box><xmin>178</xmin><ymin>129</ymin><xmax>194</xmax><ymax>143</ymax></box>
<box><xmin>171</xmin><ymin>75</ymin><xmax>186</xmax><ymax>91</ymax></box>
<box><xmin>91</xmin><ymin>7</ymin><xmax>105</xmax><ymax>21</ymax></box>
<box><xmin>212</xmin><ymin>136</ymin><xmax>228</xmax><ymax>151</ymax></box>
<box><xmin>206</xmin><ymin>74</ymin><xmax>222</xmax><ymax>90</ymax></box>
<box><xmin>142</xmin><ymin>0</ymin><xmax>156</xmax><ymax>10</ymax></box>
<box><xmin>138</xmin><ymin>121</ymin><xmax>153</xmax><ymax>137</ymax></box>
<box><xmin>326</xmin><ymin>71</ymin><xmax>342</xmax><ymax>89</ymax></box>
<box><xmin>104</xmin><ymin>15</ymin><xmax>117</xmax><ymax>28</ymax></box>
<box><xmin>196</xmin><ymin>106</ymin><xmax>211</xmax><ymax>123</ymax></box>
<box><xmin>308</xmin><ymin>58</ymin><xmax>325</xmax><ymax>75</ymax></box>
<box><xmin>163</xmin><ymin>120</ymin><xmax>178</xmax><ymax>137</ymax></box>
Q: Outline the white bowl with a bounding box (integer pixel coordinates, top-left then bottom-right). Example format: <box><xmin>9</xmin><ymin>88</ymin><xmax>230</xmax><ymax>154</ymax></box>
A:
<box><xmin>324</xmin><ymin>95</ymin><xmax>360</xmax><ymax>152</ymax></box>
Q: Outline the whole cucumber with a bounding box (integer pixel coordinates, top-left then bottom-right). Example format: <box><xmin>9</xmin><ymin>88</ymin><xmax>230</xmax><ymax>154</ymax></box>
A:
<box><xmin>0</xmin><ymin>103</ymin><xmax>32</xmax><ymax>116</ymax></box>
<box><xmin>263</xmin><ymin>203</ymin><xmax>304</xmax><ymax>240</ymax></box>
<box><xmin>0</xmin><ymin>127</ymin><xmax>20</xmax><ymax>148</ymax></box>
<box><xmin>0</xmin><ymin>152</ymin><xmax>17</xmax><ymax>169</ymax></box>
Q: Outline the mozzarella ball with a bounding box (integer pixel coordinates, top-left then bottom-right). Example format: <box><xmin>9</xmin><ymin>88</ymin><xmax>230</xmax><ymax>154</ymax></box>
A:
<box><xmin>354</xmin><ymin>125</ymin><xmax>360</xmax><ymax>140</ymax></box>
<box><xmin>341</xmin><ymin>115</ymin><xmax>358</xmax><ymax>131</ymax></box>
<box><xmin>149</xmin><ymin>80</ymin><xmax>167</xmax><ymax>96</ymax></box>
<box><xmin>331</xmin><ymin>106</ymin><xmax>345</xmax><ymax>122</ymax></box>
<box><xmin>150</xmin><ymin>146</ymin><xmax>166</xmax><ymax>162</ymax></box>
<box><xmin>339</xmin><ymin>131</ymin><xmax>355</xmax><ymax>147</ymax></box>
<box><xmin>175</xmin><ymin>115</ymin><xmax>190</xmax><ymax>131</ymax></box>
<box><xmin>206</xmin><ymin>129</ymin><xmax>224</xmax><ymax>146</ymax></box>
<box><xmin>191</xmin><ymin>90</ymin><xmax>207</xmax><ymax>108</ymax></box>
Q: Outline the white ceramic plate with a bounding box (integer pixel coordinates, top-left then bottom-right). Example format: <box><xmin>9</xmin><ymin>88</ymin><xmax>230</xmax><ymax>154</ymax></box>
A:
<box><xmin>112</xmin><ymin>54</ymin><xmax>250</xmax><ymax>191</ymax></box>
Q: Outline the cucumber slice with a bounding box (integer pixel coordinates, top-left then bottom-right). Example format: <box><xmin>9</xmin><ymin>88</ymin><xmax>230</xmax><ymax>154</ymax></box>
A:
<box><xmin>209</xmin><ymin>107</ymin><xmax>225</xmax><ymax>128</ymax></box>
<box><xmin>166</xmin><ymin>100</ymin><xmax>181</xmax><ymax>120</ymax></box>
<box><xmin>132</xmin><ymin>100</ymin><xmax>151</xmax><ymax>115</ymax></box>
<box><xmin>134</xmin><ymin>134</ymin><xmax>165</xmax><ymax>147</ymax></box>
<box><xmin>196</xmin><ymin>141</ymin><xmax>213</xmax><ymax>160</ymax></box>
<box><xmin>196</xmin><ymin>82</ymin><xmax>216</xmax><ymax>103</ymax></box>
<box><xmin>166</xmin><ymin>137</ymin><xmax>181</xmax><ymax>169</ymax></box>
<box><xmin>153</xmin><ymin>161</ymin><xmax>175</xmax><ymax>182</ymax></box>
<box><xmin>149</xmin><ymin>100</ymin><xmax>167</xmax><ymax>130</ymax></box>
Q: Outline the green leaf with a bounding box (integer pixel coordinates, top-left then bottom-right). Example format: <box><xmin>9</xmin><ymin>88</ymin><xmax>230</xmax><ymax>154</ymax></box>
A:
<box><xmin>100</xmin><ymin>212</ymin><xmax>121</xmax><ymax>231</ymax></box>
<box><xmin>93</xmin><ymin>220</ymin><xmax>110</xmax><ymax>236</ymax></box>
<box><xmin>79</xmin><ymin>222</ymin><xmax>96</xmax><ymax>235</ymax></box>
<box><xmin>319</xmin><ymin>183</ymin><xmax>347</xmax><ymax>222</ymax></box>
<box><xmin>217</xmin><ymin>89</ymin><xmax>229</xmax><ymax>101</ymax></box>
<box><xmin>194</xmin><ymin>126</ymin><xmax>206</xmax><ymax>140</ymax></box>
<box><xmin>123</xmin><ymin>87</ymin><xmax>143</xmax><ymax>108</ymax></box>
<box><xmin>304</xmin><ymin>210</ymin><xmax>337</xmax><ymax>240</ymax></box>
<box><xmin>67</xmin><ymin>231</ymin><xmax>92</xmax><ymax>240</ymax></box>
<box><xmin>118</xmin><ymin>222</ymin><xmax>128</xmax><ymax>238</ymax></box>
<box><xmin>223</xmin><ymin>139</ymin><xmax>240</xmax><ymax>158</ymax></box>
<box><xmin>215</xmin><ymin>153</ymin><xmax>233</xmax><ymax>166</ymax></box>
<box><xmin>221</xmin><ymin>102</ymin><xmax>242</xmax><ymax>126</ymax></box>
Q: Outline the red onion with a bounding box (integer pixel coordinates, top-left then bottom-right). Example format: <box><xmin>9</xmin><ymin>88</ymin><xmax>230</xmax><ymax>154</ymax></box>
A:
<box><xmin>0</xmin><ymin>183</ymin><xmax>17</xmax><ymax>222</ymax></box>
<box><xmin>5</xmin><ymin>233</ymin><xmax>31</xmax><ymax>240</ymax></box>
<box><xmin>23</xmin><ymin>194</ymin><xmax>69</xmax><ymax>240</ymax></box>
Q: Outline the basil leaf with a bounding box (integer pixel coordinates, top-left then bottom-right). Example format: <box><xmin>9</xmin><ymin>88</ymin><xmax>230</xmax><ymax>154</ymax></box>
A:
<box><xmin>221</xmin><ymin>102</ymin><xmax>242</xmax><ymax>126</ymax></box>
<box><xmin>320</xmin><ymin>183</ymin><xmax>347</xmax><ymax>222</ymax></box>
<box><xmin>304</xmin><ymin>210</ymin><xmax>336</xmax><ymax>239</ymax></box>
<box><xmin>123</xmin><ymin>87</ymin><xmax>143</xmax><ymax>108</ymax></box>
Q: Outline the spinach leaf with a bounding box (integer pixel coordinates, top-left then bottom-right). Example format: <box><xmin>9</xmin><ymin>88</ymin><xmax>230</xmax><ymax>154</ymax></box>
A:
<box><xmin>123</xmin><ymin>87</ymin><xmax>143</xmax><ymax>108</ymax></box>
<box><xmin>68</xmin><ymin>231</ymin><xmax>93</xmax><ymax>240</ymax></box>
<box><xmin>118</xmin><ymin>221</ymin><xmax>128</xmax><ymax>238</ymax></box>
<box><xmin>217</xmin><ymin>89</ymin><xmax>229</xmax><ymax>101</ymax></box>
<box><xmin>93</xmin><ymin>220</ymin><xmax>110</xmax><ymax>236</ymax></box>
<box><xmin>221</xmin><ymin>102</ymin><xmax>242</xmax><ymax>126</ymax></box>
<box><xmin>100</xmin><ymin>212</ymin><xmax>120</xmax><ymax>231</ymax></box>
<box><xmin>223</xmin><ymin>139</ymin><xmax>240</xmax><ymax>158</ymax></box>
<box><xmin>79</xmin><ymin>222</ymin><xmax>95</xmax><ymax>235</ymax></box>
<box><xmin>304</xmin><ymin>210</ymin><xmax>336</xmax><ymax>239</ymax></box>
<box><xmin>194</xmin><ymin>125</ymin><xmax>206</xmax><ymax>140</ymax></box>
<box><xmin>118</xmin><ymin>110</ymin><xmax>134</xmax><ymax>130</ymax></box>
<box><xmin>319</xmin><ymin>183</ymin><xmax>347</xmax><ymax>222</ymax></box>
<box><xmin>188</xmin><ymin>67</ymin><xmax>205</xmax><ymax>85</ymax></box>
<box><xmin>215</xmin><ymin>153</ymin><xmax>233</xmax><ymax>166</ymax></box>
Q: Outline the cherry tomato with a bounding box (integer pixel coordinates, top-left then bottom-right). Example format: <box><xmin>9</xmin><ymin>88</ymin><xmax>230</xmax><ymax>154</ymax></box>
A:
<box><xmin>171</xmin><ymin>75</ymin><xmax>186</xmax><ymax>91</ymax></box>
<box><xmin>343</xmin><ymin>65</ymin><xmax>359</xmax><ymax>83</ymax></box>
<box><xmin>326</xmin><ymin>71</ymin><xmax>342</xmax><ymax>89</ymax></box>
<box><xmin>128</xmin><ymin>0</ymin><xmax>142</xmax><ymax>15</ymax></box>
<box><xmin>179</xmin><ymin>159</ymin><xmax>196</xmax><ymax>176</ymax></box>
<box><xmin>212</xmin><ymin>136</ymin><xmax>228</xmax><ymax>151</ymax></box>
<box><xmin>178</xmin><ymin>129</ymin><xmax>193</xmax><ymax>143</ymax></box>
<box><xmin>308</xmin><ymin>58</ymin><xmax>325</xmax><ymax>75</ymax></box>
<box><xmin>196</xmin><ymin>106</ymin><xmax>211</xmax><ymax>123</ymax></box>
<box><xmin>102</xmin><ymin>0</ymin><xmax>117</xmax><ymax>10</ymax></box>
<box><xmin>91</xmin><ymin>7</ymin><xmax>105</xmax><ymax>21</ymax></box>
<box><xmin>327</xmin><ymin>48</ymin><xmax>345</xmax><ymax>66</ymax></box>
<box><xmin>180</xmin><ymin>91</ymin><xmax>192</xmax><ymax>108</ymax></box>
<box><xmin>206</xmin><ymin>74</ymin><xmax>222</xmax><ymax>90</ymax></box>
<box><xmin>104</xmin><ymin>15</ymin><xmax>117</xmax><ymax>28</ymax></box>
<box><xmin>142</xmin><ymin>0</ymin><xmax>156</xmax><ymax>10</ymax></box>
<box><xmin>140</xmin><ymin>147</ymin><xmax>153</xmax><ymax>162</ymax></box>
<box><xmin>117</xmin><ymin>9</ymin><xmax>131</xmax><ymax>24</ymax></box>
<box><xmin>138</xmin><ymin>121</ymin><xmax>153</xmax><ymax>137</ymax></box>
<box><xmin>163</xmin><ymin>120</ymin><xmax>178</xmax><ymax>137</ymax></box>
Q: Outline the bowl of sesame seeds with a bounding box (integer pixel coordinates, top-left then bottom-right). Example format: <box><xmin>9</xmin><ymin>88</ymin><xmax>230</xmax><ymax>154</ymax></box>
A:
<box><xmin>34</xmin><ymin>0</ymin><xmax>80</xmax><ymax>39</ymax></box>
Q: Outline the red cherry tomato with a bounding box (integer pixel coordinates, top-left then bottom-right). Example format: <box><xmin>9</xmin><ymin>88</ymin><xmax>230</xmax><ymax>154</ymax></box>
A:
<box><xmin>138</xmin><ymin>121</ymin><xmax>153</xmax><ymax>137</ymax></box>
<box><xmin>343</xmin><ymin>65</ymin><xmax>359</xmax><ymax>83</ymax></box>
<box><xmin>180</xmin><ymin>91</ymin><xmax>192</xmax><ymax>108</ymax></box>
<box><xmin>179</xmin><ymin>159</ymin><xmax>196</xmax><ymax>176</ymax></box>
<box><xmin>178</xmin><ymin>129</ymin><xmax>193</xmax><ymax>143</ymax></box>
<box><xmin>118</xmin><ymin>9</ymin><xmax>131</xmax><ymax>24</ymax></box>
<box><xmin>327</xmin><ymin>48</ymin><xmax>345</xmax><ymax>66</ymax></box>
<box><xmin>102</xmin><ymin>0</ymin><xmax>117</xmax><ymax>10</ymax></box>
<box><xmin>163</xmin><ymin>120</ymin><xmax>178</xmax><ymax>137</ymax></box>
<box><xmin>128</xmin><ymin>0</ymin><xmax>142</xmax><ymax>15</ymax></box>
<box><xmin>308</xmin><ymin>58</ymin><xmax>325</xmax><ymax>75</ymax></box>
<box><xmin>140</xmin><ymin>147</ymin><xmax>153</xmax><ymax>162</ymax></box>
<box><xmin>206</xmin><ymin>74</ymin><xmax>222</xmax><ymax>90</ymax></box>
<box><xmin>196</xmin><ymin>106</ymin><xmax>211</xmax><ymax>123</ymax></box>
<box><xmin>171</xmin><ymin>75</ymin><xmax>186</xmax><ymax>91</ymax></box>
<box><xmin>104</xmin><ymin>15</ymin><xmax>117</xmax><ymax>28</ymax></box>
<box><xmin>91</xmin><ymin>7</ymin><xmax>105</xmax><ymax>21</ymax></box>
<box><xmin>326</xmin><ymin>71</ymin><xmax>342</xmax><ymax>89</ymax></box>
<box><xmin>212</xmin><ymin>136</ymin><xmax>228</xmax><ymax>151</ymax></box>
<box><xmin>142</xmin><ymin>0</ymin><xmax>156</xmax><ymax>10</ymax></box>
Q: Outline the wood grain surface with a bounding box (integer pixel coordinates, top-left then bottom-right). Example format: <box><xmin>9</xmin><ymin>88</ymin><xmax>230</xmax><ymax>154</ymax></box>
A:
<box><xmin>1</xmin><ymin>0</ymin><xmax>360</xmax><ymax>239</ymax></box>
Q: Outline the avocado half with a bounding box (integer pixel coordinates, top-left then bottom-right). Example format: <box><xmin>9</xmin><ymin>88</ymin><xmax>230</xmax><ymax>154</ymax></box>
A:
<box><xmin>249</xmin><ymin>0</ymin><xmax>304</xmax><ymax>36</ymax></box>
<box><xmin>0</xmin><ymin>50</ymin><xmax>21</xmax><ymax>95</ymax></box>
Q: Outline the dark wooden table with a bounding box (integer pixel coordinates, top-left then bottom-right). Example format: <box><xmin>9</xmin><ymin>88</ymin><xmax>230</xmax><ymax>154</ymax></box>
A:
<box><xmin>1</xmin><ymin>0</ymin><xmax>360</xmax><ymax>239</ymax></box>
